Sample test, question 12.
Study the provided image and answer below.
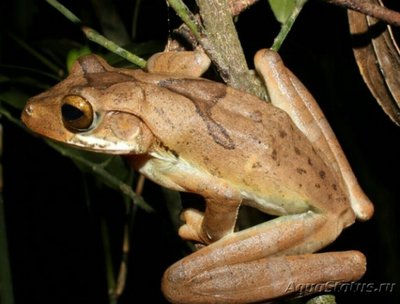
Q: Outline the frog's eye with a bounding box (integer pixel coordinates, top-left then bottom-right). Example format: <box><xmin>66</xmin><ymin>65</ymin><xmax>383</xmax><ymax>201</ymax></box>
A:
<box><xmin>61</xmin><ymin>95</ymin><xmax>94</xmax><ymax>131</ymax></box>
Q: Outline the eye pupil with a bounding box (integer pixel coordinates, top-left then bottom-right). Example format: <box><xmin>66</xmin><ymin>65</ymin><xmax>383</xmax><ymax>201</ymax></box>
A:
<box><xmin>61</xmin><ymin>95</ymin><xmax>94</xmax><ymax>131</ymax></box>
<box><xmin>61</xmin><ymin>104</ymin><xmax>84</xmax><ymax>121</ymax></box>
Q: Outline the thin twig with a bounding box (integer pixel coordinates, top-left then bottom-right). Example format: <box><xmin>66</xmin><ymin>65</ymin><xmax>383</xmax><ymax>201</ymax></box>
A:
<box><xmin>326</xmin><ymin>0</ymin><xmax>400</xmax><ymax>27</ymax></box>
<box><xmin>135</xmin><ymin>174</ymin><xmax>146</xmax><ymax>196</ymax></box>
<box><xmin>82</xmin><ymin>27</ymin><xmax>146</xmax><ymax>68</ymax></box>
<box><xmin>168</xmin><ymin>0</ymin><xmax>268</xmax><ymax>98</ymax></box>
<box><xmin>167</xmin><ymin>0</ymin><xmax>205</xmax><ymax>39</ymax></box>
<box><xmin>46</xmin><ymin>0</ymin><xmax>81</xmax><ymax>23</ymax></box>
<box><xmin>46</xmin><ymin>0</ymin><xmax>146</xmax><ymax>67</ymax></box>
<box><xmin>271</xmin><ymin>0</ymin><xmax>308</xmax><ymax>51</ymax></box>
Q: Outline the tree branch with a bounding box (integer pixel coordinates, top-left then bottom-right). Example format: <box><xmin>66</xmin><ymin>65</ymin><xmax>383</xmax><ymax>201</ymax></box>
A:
<box><xmin>326</xmin><ymin>0</ymin><xmax>400</xmax><ymax>27</ymax></box>
<box><xmin>196</xmin><ymin>0</ymin><xmax>266</xmax><ymax>97</ymax></box>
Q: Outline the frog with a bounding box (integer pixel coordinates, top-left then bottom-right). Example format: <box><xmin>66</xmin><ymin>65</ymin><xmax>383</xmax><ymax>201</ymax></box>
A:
<box><xmin>21</xmin><ymin>49</ymin><xmax>374</xmax><ymax>303</ymax></box>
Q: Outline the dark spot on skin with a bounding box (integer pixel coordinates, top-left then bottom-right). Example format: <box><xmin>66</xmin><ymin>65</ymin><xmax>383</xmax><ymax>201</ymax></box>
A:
<box><xmin>252</xmin><ymin>162</ymin><xmax>262</xmax><ymax>169</ymax></box>
<box><xmin>328</xmin><ymin>194</ymin><xmax>332</xmax><ymax>200</ymax></box>
<box><xmin>210</xmin><ymin>168</ymin><xmax>222</xmax><ymax>177</ymax></box>
<box><xmin>250</xmin><ymin>110</ymin><xmax>263</xmax><ymax>123</ymax></box>
<box><xmin>272</xmin><ymin>149</ymin><xmax>278</xmax><ymax>161</ymax></box>
<box><xmin>319</xmin><ymin>170</ymin><xmax>326</xmax><ymax>179</ymax></box>
<box><xmin>294</xmin><ymin>147</ymin><xmax>301</xmax><ymax>155</ymax></box>
<box><xmin>332</xmin><ymin>184</ymin><xmax>337</xmax><ymax>191</ymax></box>
<box><xmin>251</xmin><ymin>135</ymin><xmax>262</xmax><ymax>145</ymax></box>
<box><xmin>308</xmin><ymin>158</ymin><xmax>313</xmax><ymax>166</ymax></box>
<box><xmin>296</xmin><ymin>168</ymin><xmax>307</xmax><ymax>175</ymax></box>
<box><xmin>315</xmin><ymin>183</ymin><xmax>321</xmax><ymax>188</ymax></box>
<box><xmin>336</xmin><ymin>196</ymin><xmax>347</xmax><ymax>203</ymax></box>
<box><xmin>299</xmin><ymin>184</ymin><xmax>303</xmax><ymax>188</ymax></box>
<box><xmin>154</xmin><ymin>106</ymin><xmax>174</xmax><ymax>128</ymax></box>
<box><xmin>312</xmin><ymin>146</ymin><xmax>318</xmax><ymax>154</ymax></box>
<box><xmin>159</xmin><ymin>142</ymin><xmax>179</xmax><ymax>158</ymax></box>
<box><xmin>279</xmin><ymin>130</ymin><xmax>287</xmax><ymax>138</ymax></box>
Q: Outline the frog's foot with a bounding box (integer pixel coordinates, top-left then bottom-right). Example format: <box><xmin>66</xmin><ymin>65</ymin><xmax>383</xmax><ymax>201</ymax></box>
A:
<box><xmin>178</xmin><ymin>208</ymin><xmax>207</xmax><ymax>244</ymax></box>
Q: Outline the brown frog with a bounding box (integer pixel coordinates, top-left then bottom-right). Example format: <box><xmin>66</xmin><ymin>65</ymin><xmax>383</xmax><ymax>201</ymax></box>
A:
<box><xmin>21</xmin><ymin>50</ymin><xmax>374</xmax><ymax>303</ymax></box>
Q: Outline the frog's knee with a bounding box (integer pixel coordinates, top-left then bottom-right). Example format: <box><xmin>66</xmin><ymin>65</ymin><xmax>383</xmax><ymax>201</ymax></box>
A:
<box><xmin>161</xmin><ymin>261</ymin><xmax>193</xmax><ymax>304</ymax></box>
<box><xmin>254</xmin><ymin>48</ymin><xmax>282</xmax><ymax>69</ymax></box>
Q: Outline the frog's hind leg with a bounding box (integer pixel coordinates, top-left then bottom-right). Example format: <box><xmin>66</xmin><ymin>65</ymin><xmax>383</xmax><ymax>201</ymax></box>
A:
<box><xmin>162</xmin><ymin>211</ymin><xmax>366</xmax><ymax>303</ymax></box>
<box><xmin>254</xmin><ymin>49</ymin><xmax>373</xmax><ymax>222</ymax></box>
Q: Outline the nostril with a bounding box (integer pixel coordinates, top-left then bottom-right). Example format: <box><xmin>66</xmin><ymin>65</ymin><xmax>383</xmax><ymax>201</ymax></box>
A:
<box><xmin>25</xmin><ymin>104</ymin><xmax>34</xmax><ymax>116</ymax></box>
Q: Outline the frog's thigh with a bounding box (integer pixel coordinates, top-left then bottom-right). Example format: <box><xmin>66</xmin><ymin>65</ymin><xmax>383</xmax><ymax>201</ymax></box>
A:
<box><xmin>162</xmin><ymin>212</ymin><xmax>367</xmax><ymax>303</ymax></box>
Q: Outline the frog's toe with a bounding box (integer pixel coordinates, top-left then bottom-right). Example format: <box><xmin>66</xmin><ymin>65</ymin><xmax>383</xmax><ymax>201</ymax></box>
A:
<box><xmin>178</xmin><ymin>208</ymin><xmax>205</xmax><ymax>243</ymax></box>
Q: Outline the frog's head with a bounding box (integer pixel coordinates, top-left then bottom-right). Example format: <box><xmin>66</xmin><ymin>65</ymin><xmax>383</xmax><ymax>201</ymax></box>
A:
<box><xmin>21</xmin><ymin>54</ymin><xmax>154</xmax><ymax>154</ymax></box>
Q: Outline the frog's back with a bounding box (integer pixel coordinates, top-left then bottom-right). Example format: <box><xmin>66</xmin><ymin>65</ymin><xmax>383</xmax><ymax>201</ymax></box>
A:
<box><xmin>139</xmin><ymin>77</ymin><xmax>351</xmax><ymax>217</ymax></box>
<box><xmin>207</xmin><ymin>88</ymin><xmax>350</xmax><ymax>216</ymax></box>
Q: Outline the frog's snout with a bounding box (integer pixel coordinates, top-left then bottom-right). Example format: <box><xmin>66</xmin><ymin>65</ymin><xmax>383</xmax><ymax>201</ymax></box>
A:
<box><xmin>21</xmin><ymin>99</ymin><xmax>35</xmax><ymax>126</ymax></box>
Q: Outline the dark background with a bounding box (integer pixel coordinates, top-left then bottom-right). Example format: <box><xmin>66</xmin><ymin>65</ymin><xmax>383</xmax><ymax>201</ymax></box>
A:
<box><xmin>1</xmin><ymin>0</ymin><xmax>399</xmax><ymax>303</ymax></box>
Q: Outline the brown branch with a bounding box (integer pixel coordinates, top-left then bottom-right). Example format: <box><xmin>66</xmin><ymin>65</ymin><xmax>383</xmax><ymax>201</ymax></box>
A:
<box><xmin>196</xmin><ymin>0</ymin><xmax>266</xmax><ymax>97</ymax></box>
<box><xmin>326</xmin><ymin>0</ymin><xmax>400</xmax><ymax>27</ymax></box>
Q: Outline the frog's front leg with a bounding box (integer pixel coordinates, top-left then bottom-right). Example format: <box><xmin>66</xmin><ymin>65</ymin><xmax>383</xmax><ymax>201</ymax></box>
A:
<box><xmin>162</xmin><ymin>211</ymin><xmax>366</xmax><ymax>304</ymax></box>
<box><xmin>130</xmin><ymin>155</ymin><xmax>242</xmax><ymax>244</ymax></box>
<box><xmin>179</xmin><ymin>187</ymin><xmax>242</xmax><ymax>244</ymax></box>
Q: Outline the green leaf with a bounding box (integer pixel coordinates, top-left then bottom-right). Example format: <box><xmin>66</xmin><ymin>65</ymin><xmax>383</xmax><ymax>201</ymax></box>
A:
<box><xmin>0</xmin><ymin>89</ymin><xmax>30</xmax><ymax>110</ymax></box>
<box><xmin>270</xmin><ymin>0</ymin><xmax>308</xmax><ymax>51</ymax></box>
<box><xmin>306</xmin><ymin>294</ymin><xmax>336</xmax><ymax>304</ymax></box>
<box><xmin>268</xmin><ymin>0</ymin><xmax>297</xmax><ymax>24</ymax></box>
<box><xmin>66</xmin><ymin>46</ymin><xmax>92</xmax><ymax>72</ymax></box>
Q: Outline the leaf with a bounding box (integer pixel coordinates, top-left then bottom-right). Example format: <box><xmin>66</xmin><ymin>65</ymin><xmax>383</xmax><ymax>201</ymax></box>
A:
<box><xmin>348</xmin><ymin>6</ymin><xmax>400</xmax><ymax>126</ymax></box>
<box><xmin>66</xmin><ymin>46</ymin><xmax>92</xmax><ymax>72</ymax></box>
<box><xmin>269</xmin><ymin>0</ymin><xmax>308</xmax><ymax>51</ymax></box>
<box><xmin>0</xmin><ymin>89</ymin><xmax>29</xmax><ymax>110</ymax></box>
<box><xmin>268</xmin><ymin>0</ymin><xmax>297</xmax><ymax>24</ymax></box>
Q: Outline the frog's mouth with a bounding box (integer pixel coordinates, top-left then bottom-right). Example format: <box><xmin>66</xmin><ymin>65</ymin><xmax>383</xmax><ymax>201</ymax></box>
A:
<box><xmin>66</xmin><ymin>133</ymin><xmax>141</xmax><ymax>154</ymax></box>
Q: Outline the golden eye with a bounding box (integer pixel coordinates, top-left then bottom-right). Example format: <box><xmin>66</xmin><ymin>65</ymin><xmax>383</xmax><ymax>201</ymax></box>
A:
<box><xmin>61</xmin><ymin>95</ymin><xmax>94</xmax><ymax>131</ymax></box>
